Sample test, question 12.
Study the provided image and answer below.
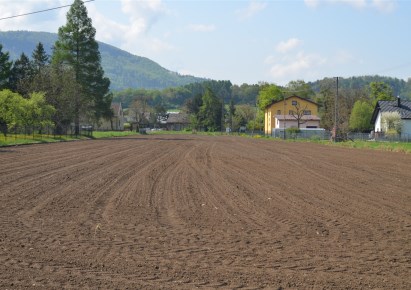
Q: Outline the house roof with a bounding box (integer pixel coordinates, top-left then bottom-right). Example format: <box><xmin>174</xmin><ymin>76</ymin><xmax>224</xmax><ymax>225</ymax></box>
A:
<box><xmin>370</xmin><ymin>99</ymin><xmax>411</xmax><ymax>123</ymax></box>
<box><xmin>265</xmin><ymin>95</ymin><xmax>318</xmax><ymax>109</ymax></box>
<box><xmin>166</xmin><ymin>113</ymin><xmax>190</xmax><ymax>124</ymax></box>
<box><xmin>275</xmin><ymin>115</ymin><xmax>320</xmax><ymax>121</ymax></box>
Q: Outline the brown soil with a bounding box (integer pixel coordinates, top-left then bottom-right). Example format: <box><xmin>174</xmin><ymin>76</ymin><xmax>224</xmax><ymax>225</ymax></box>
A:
<box><xmin>0</xmin><ymin>135</ymin><xmax>410</xmax><ymax>289</ymax></box>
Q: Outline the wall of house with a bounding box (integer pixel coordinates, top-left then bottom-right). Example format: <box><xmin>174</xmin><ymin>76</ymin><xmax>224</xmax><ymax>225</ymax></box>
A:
<box><xmin>374</xmin><ymin>112</ymin><xmax>382</xmax><ymax>132</ymax></box>
<box><xmin>265</xmin><ymin>96</ymin><xmax>319</xmax><ymax>134</ymax></box>
<box><xmin>264</xmin><ymin>110</ymin><xmax>270</xmax><ymax>135</ymax></box>
<box><xmin>276</xmin><ymin>119</ymin><xmax>320</xmax><ymax>129</ymax></box>
<box><xmin>97</xmin><ymin>117</ymin><xmax>123</xmax><ymax>131</ymax></box>
<box><xmin>402</xmin><ymin>120</ymin><xmax>411</xmax><ymax>137</ymax></box>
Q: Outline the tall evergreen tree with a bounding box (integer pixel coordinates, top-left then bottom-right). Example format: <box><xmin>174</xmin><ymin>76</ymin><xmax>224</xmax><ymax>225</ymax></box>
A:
<box><xmin>199</xmin><ymin>87</ymin><xmax>222</xmax><ymax>132</ymax></box>
<box><xmin>9</xmin><ymin>53</ymin><xmax>33</xmax><ymax>96</ymax></box>
<box><xmin>32</xmin><ymin>42</ymin><xmax>49</xmax><ymax>73</ymax></box>
<box><xmin>52</xmin><ymin>0</ymin><xmax>111</xmax><ymax>134</ymax></box>
<box><xmin>0</xmin><ymin>44</ymin><xmax>12</xmax><ymax>90</ymax></box>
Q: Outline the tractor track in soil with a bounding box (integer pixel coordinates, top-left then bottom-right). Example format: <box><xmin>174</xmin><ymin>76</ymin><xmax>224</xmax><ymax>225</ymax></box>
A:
<box><xmin>0</xmin><ymin>135</ymin><xmax>410</xmax><ymax>289</ymax></box>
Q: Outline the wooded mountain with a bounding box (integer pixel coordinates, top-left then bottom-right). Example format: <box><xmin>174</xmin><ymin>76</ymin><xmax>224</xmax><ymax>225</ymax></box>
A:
<box><xmin>0</xmin><ymin>31</ymin><xmax>208</xmax><ymax>91</ymax></box>
<box><xmin>308</xmin><ymin>76</ymin><xmax>411</xmax><ymax>98</ymax></box>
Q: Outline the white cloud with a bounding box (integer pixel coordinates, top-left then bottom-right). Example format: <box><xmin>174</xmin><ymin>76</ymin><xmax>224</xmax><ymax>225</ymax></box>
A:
<box><xmin>0</xmin><ymin>0</ymin><xmax>175</xmax><ymax>58</ymax></box>
<box><xmin>120</xmin><ymin>0</ymin><xmax>167</xmax><ymax>35</ymax></box>
<box><xmin>372</xmin><ymin>0</ymin><xmax>396</xmax><ymax>13</ymax></box>
<box><xmin>276</xmin><ymin>38</ymin><xmax>302</xmax><ymax>54</ymax></box>
<box><xmin>304</xmin><ymin>0</ymin><xmax>396</xmax><ymax>12</ymax></box>
<box><xmin>266</xmin><ymin>39</ymin><xmax>328</xmax><ymax>84</ymax></box>
<box><xmin>304</xmin><ymin>0</ymin><xmax>320</xmax><ymax>8</ymax></box>
<box><xmin>333</xmin><ymin>50</ymin><xmax>356</xmax><ymax>64</ymax></box>
<box><xmin>342</xmin><ymin>0</ymin><xmax>367</xmax><ymax>9</ymax></box>
<box><xmin>269</xmin><ymin>51</ymin><xmax>326</xmax><ymax>78</ymax></box>
<box><xmin>188</xmin><ymin>24</ymin><xmax>216</xmax><ymax>33</ymax></box>
<box><xmin>236</xmin><ymin>0</ymin><xmax>267</xmax><ymax>20</ymax></box>
<box><xmin>86</xmin><ymin>0</ymin><xmax>175</xmax><ymax>56</ymax></box>
<box><xmin>0</xmin><ymin>0</ymin><xmax>71</xmax><ymax>32</ymax></box>
<box><xmin>304</xmin><ymin>0</ymin><xmax>366</xmax><ymax>9</ymax></box>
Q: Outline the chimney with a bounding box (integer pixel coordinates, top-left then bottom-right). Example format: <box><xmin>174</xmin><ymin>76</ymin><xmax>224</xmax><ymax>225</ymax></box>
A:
<box><xmin>397</xmin><ymin>96</ymin><xmax>401</xmax><ymax>107</ymax></box>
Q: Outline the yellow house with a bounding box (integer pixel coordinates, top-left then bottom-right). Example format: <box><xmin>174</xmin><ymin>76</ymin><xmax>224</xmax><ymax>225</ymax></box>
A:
<box><xmin>264</xmin><ymin>95</ymin><xmax>320</xmax><ymax>135</ymax></box>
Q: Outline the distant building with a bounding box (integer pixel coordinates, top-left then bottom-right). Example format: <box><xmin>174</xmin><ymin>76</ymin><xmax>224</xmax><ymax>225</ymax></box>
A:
<box><xmin>97</xmin><ymin>102</ymin><xmax>125</xmax><ymax>131</ymax></box>
<box><xmin>164</xmin><ymin>112</ymin><xmax>190</xmax><ymax>131</ymax></box>
<box><xmin>264</xmin><ymin>95</ymin><xmax>320</xmax><ymax>135</ymax></box>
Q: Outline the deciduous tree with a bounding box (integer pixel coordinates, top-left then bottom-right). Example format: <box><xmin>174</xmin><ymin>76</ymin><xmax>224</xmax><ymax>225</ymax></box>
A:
<box><xmin>370</xmin><ymin>81</ymin><xmax>394</xmax><ymax>104</ymax></box>
<box><xmin>232</xmin><ymin>104</ymin><xmax>255</xmax><ymax>131</ymax></box>
<box><xmin>289</xmin><ymin>100</ymin><xmax>309</xmax><ymax>129</ymax></box>
<box><xmin>285</xmin><ymin>80</ymin><xmax>315</xmax><ymax>100</ymax></box>
<box><xmin>0</xmin><ymin>90</ymin><xmax>24</xmax><ymax>136</ymax></box>
<box><xmin>349</xmin><ymin>100</ymin><xmax>373</xmax><ymax>132</ymax></box>
<box><xmin>256</xmin><ymin>84</ymin><xmax>283</xmax><ymax>111</ymax></box>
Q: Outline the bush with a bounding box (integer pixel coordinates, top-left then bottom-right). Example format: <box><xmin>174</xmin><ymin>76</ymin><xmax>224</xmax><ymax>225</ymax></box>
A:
<box><xmin>124</xmin><ymin>122</ymin><xmax>131</xmax><ymax>131</ymax></box>
<box><xmin>286</xmin><ymin>127</ymin><xmax>301</xmax><ymax>134</ymax></box>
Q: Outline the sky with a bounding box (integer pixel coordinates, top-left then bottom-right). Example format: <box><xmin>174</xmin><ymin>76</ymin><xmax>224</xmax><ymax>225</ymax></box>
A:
<box><xmin>0</xmin><ymin>0</ymin><xmax>410</xmax><ymax>86</ymax></box>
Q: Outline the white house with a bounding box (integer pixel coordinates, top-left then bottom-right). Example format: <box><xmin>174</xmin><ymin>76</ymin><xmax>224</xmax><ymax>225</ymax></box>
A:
<box><xmin>371</xmin><ymin>97</ymin><xmax>411</xmax><ymax>137</ymax></box>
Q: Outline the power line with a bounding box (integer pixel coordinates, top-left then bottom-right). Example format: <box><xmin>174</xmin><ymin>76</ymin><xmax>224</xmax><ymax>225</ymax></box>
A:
<box><xmin>0</xmin><ymin>0</ymin><xmax>95</xmax><ymax>21</ymax></box>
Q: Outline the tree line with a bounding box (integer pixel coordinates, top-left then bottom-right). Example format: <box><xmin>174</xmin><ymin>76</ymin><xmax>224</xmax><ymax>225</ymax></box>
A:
<box><xmin>0</xmin><ymin>0</ymin><xmax>111</xmax><ymax>136</ymax></box>
<box><xmin>113</xmin><ymin>77</ymin><xmax>403</xmax><ymax>133</ymax></box>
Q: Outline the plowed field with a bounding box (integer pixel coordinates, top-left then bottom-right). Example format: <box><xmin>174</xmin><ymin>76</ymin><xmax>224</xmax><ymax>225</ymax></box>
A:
<box><xmin>1</xmin><ymin>135</ymin><xmax>410</xmax><ymax>289</ymax></box>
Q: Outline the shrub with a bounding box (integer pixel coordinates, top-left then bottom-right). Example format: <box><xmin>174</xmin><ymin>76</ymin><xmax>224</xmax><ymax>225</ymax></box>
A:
<box><xmin>381</xmin><ymin>111</ymin><xmax>402</xmax><ymax>135</ymax></box>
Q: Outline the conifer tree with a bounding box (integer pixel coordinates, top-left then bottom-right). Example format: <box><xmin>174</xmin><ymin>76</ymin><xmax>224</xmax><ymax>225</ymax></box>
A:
<box><xmin>0</xmin><ymin>44</ymin><xmax>12</xmax><ymax>90</ymax></box>
<box><xmin>9</xmin><ymin>53</ymin><xmax>33</xmax><ymax>96</ymax></box>
<box><xmin>52</xmin><ymin>0</ymin><xmax>111</xmax><ymax>134</ymax></box>
<box><xmin>199</xmin><ymin>87</ymin><xmax>222</xmax><ymax>132</ymax></box>
<box><xmin>32</xmin><ymin>42</ymin><xmax>49</xmax><ymax>73</ymax></box>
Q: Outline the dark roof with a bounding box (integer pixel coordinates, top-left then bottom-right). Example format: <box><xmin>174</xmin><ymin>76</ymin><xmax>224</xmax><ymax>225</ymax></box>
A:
<box><xmin>265</xmin><ymin>95</ymin><xmax>318</xmax><ymax>109</ymax></box>
<box><xmin>166</xmin><ymin>113</ymin><xmax>190</xmax><ymax>124</ymax></box>
<box><xmin>371</xmin><ymin>99</ymin><xmax>411</xmax><ymax>123</ymax></box>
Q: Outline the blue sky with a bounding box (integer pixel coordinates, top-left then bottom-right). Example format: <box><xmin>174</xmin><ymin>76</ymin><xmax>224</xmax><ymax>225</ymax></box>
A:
<box><xmin>0</xmin><ymin>0</ymin><xmax>410</xmax><ymax>85</ymax></box>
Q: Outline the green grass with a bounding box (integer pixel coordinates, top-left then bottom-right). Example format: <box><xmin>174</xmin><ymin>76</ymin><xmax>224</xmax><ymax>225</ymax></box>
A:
<box><xmin>0</xmin><ymin>131</ymin><xmax>139</xmax><ymax>147</ymax></box>
<box><xmin>324</xmin><ymin>139</ymin><xmax>411</xmax><ymax>153</ymax></box>
<box><xmin>2</xmin><ymin>129</ymin><xmax>410</xmax><ymax>154</ymax></box>
<box><xmin>284</xmin><ymin>138</ymin><xmax>411</xmax><ymax>153</ymax></box>
<box><xmin>90</xmin><ymin>131</ymin><xmax>139</xmax><ymax>138</ymax></box>
<box><xmin>0</xmin><ymin>134</ymin><xmax>88</xmax><ymax>146</ymax></box>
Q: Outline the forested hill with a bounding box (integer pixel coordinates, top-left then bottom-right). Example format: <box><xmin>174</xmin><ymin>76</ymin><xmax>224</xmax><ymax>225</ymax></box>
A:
<box><xmin>0</xmin><ymin>31</ymin><xmax>208</xmax><ymax>91</ymax></box>
<box><xmin>309</xmin><ymin>76</ymin><xmax>410</xmax><ymax>97</ymax></box>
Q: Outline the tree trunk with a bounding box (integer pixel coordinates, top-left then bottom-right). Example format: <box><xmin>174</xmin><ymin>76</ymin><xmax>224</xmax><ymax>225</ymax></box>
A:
<box><xmin>75</xmin><ymin>114</ymin><xmax>80</xmax><ymax>136</ymax></box>
<box><xmin>0</xmin><ymin>119</ymin><xmax>8</xmax><ymax>137</ymax></box>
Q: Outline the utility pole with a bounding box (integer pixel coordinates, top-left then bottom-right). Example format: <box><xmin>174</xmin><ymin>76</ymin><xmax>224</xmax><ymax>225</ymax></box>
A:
<box><xmin>283</xmin><ymin>94</ymin><xmax>286</xmax><ymax>139</ymax></box>
<box><xmin>334</xmin><ymin>77</ymin><xmax>339</xmax><ymax>142</ymax></box>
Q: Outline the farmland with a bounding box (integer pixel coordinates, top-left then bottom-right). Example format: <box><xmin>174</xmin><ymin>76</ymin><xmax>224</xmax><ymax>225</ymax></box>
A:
<box><xmin>0</xmin><ymin>135</ymin><xmax>410</xmax><ymax>289</ymax></box>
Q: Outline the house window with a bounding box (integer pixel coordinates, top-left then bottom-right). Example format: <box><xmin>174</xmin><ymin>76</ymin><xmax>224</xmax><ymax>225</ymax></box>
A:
<box><xmin>304</xmin><ymin>110</ymin><xmax>311</xmax><ymax>115</ymax></box>
<box><xmin>277</xmin><ymin>110</ymin><xmax>281</xmax><ymax>115</ymax></box>
<box><xmin>292</xmin><ymin>100</ymin><xmax>297</xmax><ymax>106</ymax></box>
